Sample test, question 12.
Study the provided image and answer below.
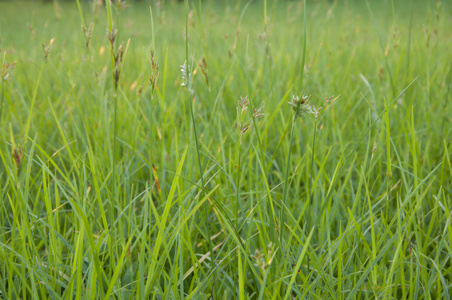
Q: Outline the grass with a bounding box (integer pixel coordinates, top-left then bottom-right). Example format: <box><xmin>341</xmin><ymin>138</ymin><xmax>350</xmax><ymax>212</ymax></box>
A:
<box><xmin>0</xmin><ymin>0</ymin><xmax>452</xmax><ymax>298</ymax></box>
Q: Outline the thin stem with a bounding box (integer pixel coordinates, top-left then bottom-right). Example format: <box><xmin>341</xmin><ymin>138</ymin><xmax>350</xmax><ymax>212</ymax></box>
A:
<box><xmin>189</xmin><ymin>102</ymin><xmax>205</xmax><ymax>199</ymax></box>
<box><xmin>235</xmin><ymin>138</ymin><xmax>242</xmax><ymax>230</ymax></box>
<box><xmin>307</xmin><ymin>118</ymin><xmax>317</xmax><ymax>227</ymax></box>
<box><xmin>112</xmin><ymin>89</ymin><xmax>118</xmax><ymax>223</ymax></box>
<box><xmin>185</xmin><ymin>6</ymin><xmax>207</xmax><ymax>223</ymax></box>
<box><xmin>306</xmin><ymin>118</ymin><xmax>317</xmax><ymax>276</ymax></box>
<box><xmin>189</xmin><ymin>95</ymin><xmax>216</xmax><ymax>288</ymax></box>
<box><xmin>280</xmin><ymin>0</ymin><xmax>307</xmax><ymax>250</ymax></box>
<box><xmin>0</xmin><ymin>79</ymin><xmax>4</xmax><ymax>127</ymax></box>
<box><xmin>280</xmin><ymin>105</ymin><xmax>300</xmax><ymax>248</ymax></box>
<box><xmin>298</xmin><ymin>0</ymin><xmax>307</xmax><ymax>95</ymax></box>
<box><xmin>0</xmin><ymin>50</ymin><xmax>7</xmax><ymax>125</ymax></box>
<box><xmin>233</xmin><ymin>132</ymin><xmax>243</xmax><ymax>299</ymax></box>
<box><xmin>149</xmin><ymin>92</ymin><xmax>154</xmax><ymax>186</ymax></box>
<box><xmin>148</xmin><ymin>7</ymin><xmax>156</xmax><ymax>196</ymax></box>
<box><xmin>185</xmin><ymin>0</ymin><xmax>215</xmax><ymax>295</ymax></box>
<box><xmin>105</xmin><ymin>0</ymin><xmax>117</xmax><ymax>270</ymax></box>
<box><xmin>250</xmin><ymin>113</ymin><xmax>277</xmax><ymax>240</ymax></box>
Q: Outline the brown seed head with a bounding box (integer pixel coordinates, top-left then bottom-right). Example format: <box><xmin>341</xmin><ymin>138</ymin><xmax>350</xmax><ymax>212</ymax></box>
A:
<box><xmin>12</xmin><ymin>147</ymin><xmax>23</xmax><ymax>175</ymax></box>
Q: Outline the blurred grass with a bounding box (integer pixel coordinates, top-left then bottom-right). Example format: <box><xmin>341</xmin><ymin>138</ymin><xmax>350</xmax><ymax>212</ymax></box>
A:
<box><xmin>1</xmin><ymin>0</ymin><xmax>452</xmax><ymax>298</ymax></box>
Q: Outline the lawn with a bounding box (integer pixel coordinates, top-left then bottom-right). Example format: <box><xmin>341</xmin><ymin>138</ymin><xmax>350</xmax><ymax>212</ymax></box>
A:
<box><xmin>1</xmin><ymin>0</ymin><xmax>452</xmax><ymax>298</ymax></box>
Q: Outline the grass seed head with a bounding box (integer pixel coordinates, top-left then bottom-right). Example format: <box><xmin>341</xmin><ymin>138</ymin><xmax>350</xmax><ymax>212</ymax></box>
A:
<box><xmin>289</xmin><ymin>94</ymin><xmax>336</xmax><ymax>120</ymax></box>
<box><xmin>1</xmin><ymin>61</ymin><xmax>16</xmax><ymax>80</ymax></box>
<box><xmin>235</xmin><ymin>96</ymin><xmax>252</xmax><ymax>141</ymax></box>
<box><xmin>118</xmin><ymin>0</ymin><xmax>129</xmax><ymax>10</ymax></box>
<box><xmin>107</xmin><ymin>29</ymin><xmax>124</xmax><ymax>91</ymax></box>
<box><xmin>149</xmin><ymin>48</ymin><xmax>159</xmax><ymax>92</ymax></box>
<box><xmin>288</xmin><ymin>95</ymin><xmax>310</xmax><ymax>118</ymax></box>
<box><xmin>27</xmin><ymin>24</ymin><xmax>36</xmax><ymax>38</ymax></box>
<box><xmin>113</xmin><ymin>44</ymin><xmax>124</xmax><ymax>90</ymax></box>
<box><xmin>237</xmin><ymin>96</ymin><xmax>249</xmax><ymax>113</ymax></box>
<box><xmin>200</xmin><ymin>56</ymin><xmax>208</xmax><ymax>85</ymax></box>
<box><xmin>251</xmin><ymin>242</ymin><xmax>275</xmax><ymax>271</ymax></box>
<box><xmin>180</xmin><ymin>61</ymin><xmax>193</xmax><ymax>93</ymax></box>
<box><xmin>12</xmin><ymin>146</ymin><xmax>23</xmax><ymax>175</ymax></box>
<box><xmin>253</xmin><ymin>106</ymin><xmax>264</xmax><ymax>119</ymax></box>
<box><xmin>41</xmin><ymin>38</ymin><xmax>54</xmax><ymax>61</ymax></box>
<box><xmin>107</xmin><ymin>29</ymin><xmax>118</xmax><ymax>46</ymax></box>
<box><xmin>372</xmin><ymin>142</ymin><xmax>378</xmax><ymax>159</ymax></box>
<box><xmin>234</xmin><ymin>121</ymin><xmax>250</xmax><ymax>137</ymax></box>
<box><xmin>83</xmin><ymin>23</ymin><xmax>94</xmax><ymax>49</ymax></box>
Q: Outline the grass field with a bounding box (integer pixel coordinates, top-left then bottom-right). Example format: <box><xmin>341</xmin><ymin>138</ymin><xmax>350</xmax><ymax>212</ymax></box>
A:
<box><xmin>1</xmin><ymin>0</ymin><xmax>452</xmax><ymax>298</ymax></box>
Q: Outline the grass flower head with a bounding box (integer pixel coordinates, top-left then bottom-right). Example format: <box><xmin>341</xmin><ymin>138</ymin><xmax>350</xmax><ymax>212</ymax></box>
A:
<box><xmin>180</xmin><ymin>61</ymin><xmax>192</xmax><ymax>92</ymax></box>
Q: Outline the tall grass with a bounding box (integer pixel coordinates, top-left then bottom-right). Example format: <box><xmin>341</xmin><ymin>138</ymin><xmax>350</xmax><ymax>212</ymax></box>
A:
<box><xmin>0</xmin><ymin>0</ymin><xmax>451</xmax><ymax>298</ymax></box>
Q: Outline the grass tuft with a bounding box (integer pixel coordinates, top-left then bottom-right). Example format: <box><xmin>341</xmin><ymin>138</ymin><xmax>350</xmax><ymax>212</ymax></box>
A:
<box><xmin>0</xmin><ymin>0</ymin><xmax>451</xmax><ymax>298</ymax></box>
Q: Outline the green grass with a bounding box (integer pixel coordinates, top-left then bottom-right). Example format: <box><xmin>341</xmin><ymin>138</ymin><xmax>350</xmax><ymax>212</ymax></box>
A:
<box><xmin>1</xmin><ymin>0</ymin><xmax>452</xmax><ymax>298</ymax></box>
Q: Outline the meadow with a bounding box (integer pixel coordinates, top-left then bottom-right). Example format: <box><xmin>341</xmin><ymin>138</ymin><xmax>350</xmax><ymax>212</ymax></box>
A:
<box><xmin>1</xmin><ymin>0</ymin><xmax>452</xmax><ymax>298</ymax></box>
